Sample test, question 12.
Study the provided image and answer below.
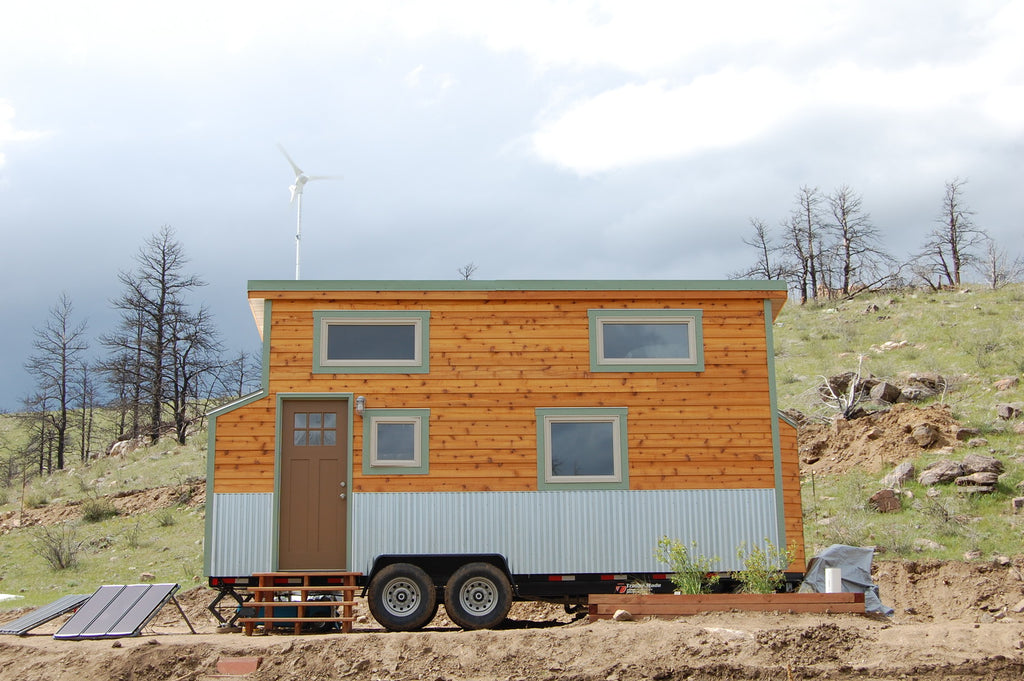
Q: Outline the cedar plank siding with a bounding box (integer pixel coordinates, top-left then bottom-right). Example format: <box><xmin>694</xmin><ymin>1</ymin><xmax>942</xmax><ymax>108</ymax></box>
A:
<box><xmin>211</xmin><ymin>283</ymin><xmax>802</xmax><ymax>568</ymax></box>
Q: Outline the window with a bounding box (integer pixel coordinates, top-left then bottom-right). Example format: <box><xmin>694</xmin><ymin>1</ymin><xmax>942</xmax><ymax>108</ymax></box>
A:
<box><xmin>536</xmin><ymin>407</ymin><xmax>628</xmax><ymax>490</ymax></box>
<box><xmin>362</xmin><ymin>409</ymin><xmax>429</xmax><ymax>475</ymax></box>
<box><xmin>589</xmin><ymin>309</ymin><xmax>703</xmax><ymax>372</ymax></box>
<box><xmin>314</xmin><ymin>310</ymin><xmax>429</xmax><ymax>374</ymax></box>
<box><xmin>292</xmin><ymin>411</ymin><xmax>337</xmax><ymax>447</ymax></box>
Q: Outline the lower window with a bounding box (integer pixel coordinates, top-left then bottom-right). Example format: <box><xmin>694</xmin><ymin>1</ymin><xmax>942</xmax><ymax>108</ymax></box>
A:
<box><xmin>362</xmin><ymin>409</ymin><xmax>430</xmax><ymax>475</ymax></box>
<box><xmin>536</xmin><ymin>407</ymin><xmax>628</xmax><ymax>490</ymax></box>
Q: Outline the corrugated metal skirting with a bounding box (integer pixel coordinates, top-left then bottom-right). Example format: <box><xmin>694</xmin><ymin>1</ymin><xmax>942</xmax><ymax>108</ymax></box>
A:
<box><xmin>350</xmin><ymin>489</ymin><xmax>779</xmax><ymax>575</ymax></box>
<box><xmin>209</xmin><ymin>493</ymin><xmax>274</xmax><ymax>576</ymax></box>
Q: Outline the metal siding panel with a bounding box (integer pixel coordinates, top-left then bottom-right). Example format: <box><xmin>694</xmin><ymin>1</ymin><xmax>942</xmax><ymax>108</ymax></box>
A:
<box><xmin>209</xmin><ymin>493</ymin><xmax>274</xmax><ymax>576</ymax></box>
<box><xmin>351</xmin><ymin>489</ymin><xmax>779</xmax><ymax>574</ymax></box>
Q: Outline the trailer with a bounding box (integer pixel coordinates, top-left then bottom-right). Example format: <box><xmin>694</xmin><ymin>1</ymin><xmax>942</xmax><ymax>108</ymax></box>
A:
<box><xmin>205</xmin><ymin>280</ymin><xmax>805</xmax><ymax>630</ymax></box>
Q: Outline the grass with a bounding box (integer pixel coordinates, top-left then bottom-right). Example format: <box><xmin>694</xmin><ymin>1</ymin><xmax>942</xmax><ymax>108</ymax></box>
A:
<box><xmin>0</xmin><ymin>434</ymin><xmax>207</xmax><ymax>609</ymax></box>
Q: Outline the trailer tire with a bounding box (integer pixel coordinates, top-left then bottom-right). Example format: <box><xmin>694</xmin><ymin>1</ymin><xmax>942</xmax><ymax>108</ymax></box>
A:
<box><xmin>367</xmin><ymin>563</ymin><xmax>438</xmax><ymax>631</ymax></box>
<box><xmin>443</xmin><ymin>562</ymin><xmax>513</xmax><ymax>630</ymax></box>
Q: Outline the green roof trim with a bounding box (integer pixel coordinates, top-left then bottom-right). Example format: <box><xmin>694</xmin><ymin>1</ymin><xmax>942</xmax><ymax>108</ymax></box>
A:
<box><xmin>248</xmin><ymin>279</ymin><xmax>789</xmax><ymax>293</ymax></box>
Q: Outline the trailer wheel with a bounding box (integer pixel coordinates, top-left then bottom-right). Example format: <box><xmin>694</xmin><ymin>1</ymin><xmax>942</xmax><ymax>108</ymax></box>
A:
<box><xmin>443</xmin><ymin>562</ymin><xmax>512</xmax><ymax>630</ymax></box>
<box><xmin>367</xmin><ymin>563</ymin><xmax>438</xmax><ymax>631</ymax></box>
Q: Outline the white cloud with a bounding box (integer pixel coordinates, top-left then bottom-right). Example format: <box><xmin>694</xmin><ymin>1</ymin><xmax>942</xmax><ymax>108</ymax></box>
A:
<box><xmin>0</xmin><ymin>100</ymin><xmax>51</xmax><ymax>167</ymax></box>
<box><xmin>531</xmin><ymin>69</ymin><xmax>800</xmax><ymax>174</ymax></box>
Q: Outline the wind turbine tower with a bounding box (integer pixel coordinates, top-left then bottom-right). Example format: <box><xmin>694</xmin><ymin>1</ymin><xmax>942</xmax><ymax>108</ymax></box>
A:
<box><xmin>278</xmin><ymin>144</ymin><xmax>339</xmax><ymax>279</ymax></box>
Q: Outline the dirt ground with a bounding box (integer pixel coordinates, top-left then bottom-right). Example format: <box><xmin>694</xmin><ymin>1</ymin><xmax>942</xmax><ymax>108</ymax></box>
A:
<box><xmin>3</xmin><ymin>406</ymin><xmax>1024</xmax><ymax>679</ymax></box>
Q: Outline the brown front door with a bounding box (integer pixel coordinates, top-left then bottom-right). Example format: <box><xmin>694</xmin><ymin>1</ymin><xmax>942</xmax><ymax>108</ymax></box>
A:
<box><xmin>279</xmin><ymin>399</ymin><xmax>348</xmax><ymax>570</ymax></box>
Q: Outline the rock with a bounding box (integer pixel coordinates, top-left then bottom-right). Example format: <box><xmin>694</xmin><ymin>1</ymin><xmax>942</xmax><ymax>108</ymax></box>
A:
<box><xmin>1011</xmin><ymin>498</ymin><xmax>1024</xmax><ymax>514</ymax></box>
<box><xmin>918</xmin><ymin>460</ymin><xmax>963</xmax><ymax>485</ymax></box>
<box><xmin>996</xmin><ymin>403</ymin><xmax>1023</xmax><ymax>420</ymax></box>
<box><xmin>1015</xmin><ymin>423</ymin><xmax>1024</xmax><ymax>435</ymax></box>
<box><xmin>994</xmin><ymin>377</ymin><xmax>1020</xmax><ymax>391</ymax></box>
<box><xmin>955</xmin><ymin>427</ymin><xmax>982</xmax><ymax>441</ymax></box>
<box><xmin>612</xmin><ymin>609</ymin><xmax>633</xmax><ymax>622</ymax></box>
<box><xmin>1011</xmin><ymin>598</ymin><xmax>1024</xmax><ymax>614</ymax></box>
<box><xmin>140</xmin><ymin>572</ymin><xmax>156</xmax><ymax>582</ymax></box>
<box><xmin>868</xmin><ymin>489</ymin><xmax>901</xmax><ymax>513</ymax></box>
<box><xmin>864</xmin><ymin>304</ymin><xmax>880</xmax><ymax>313</ymax></box>
<box><xmin>956</xmin><ymin>471</ymin><xmax>1000</xmax><ymax>486</ymax></box>
<box><xmin>958</xmin><ymin>485</ymin><xmax>996</xmax><ymax>495</ymax></box>
<box><xmin>962</xmin><ymin>454</ymin><xmax>1004</xmax><ymax>475</ymax></box>
<box><xmin>870</xmin><ymin>382</ymin><xmax>903</xmax><ymax>404</ymax></box>
<box><xmin>913</xmin><ymin>538</ymin><xmax>944</xmax><ymax>552</ymax></box>
<box><xmin>911</xmin><ymin>423</ymin><xmax>941</xmax><ymax>447</ymax></box>
<box><xmin>964</xmin><ymin>550</ymin><xmax>983</xmax><ymax>560</ymax></box>
<box><xmin>966</xmin><ymin>437</ymin><xmax>989</xmax><ymax>448</ymax></box>
<box><xmin>994</xmin><ymin>555</ymin><xmax>1011</xmax><ymax>567</ymax></box>
<box><xmin>881</xmin><ymin>462</ymin><xmax>916</xmax><ymax>488</ymax></box>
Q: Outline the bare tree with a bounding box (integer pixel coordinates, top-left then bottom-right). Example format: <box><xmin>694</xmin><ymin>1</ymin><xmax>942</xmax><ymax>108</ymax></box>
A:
<box><xmin>458</xmin><ymin>262</ymin><xmax>479</xmax><ymax>280</ymax></box>
<box><xmin>167</xmin><ymin>303</ymin><xmax>222</xmax><ymax>444</ymax></box>
<box><xmin>973</xmin><ymin>237</ymin><xmax>1024</xmax><ymax>289</ymax></box>
<box><xmin>218</xmin><ymin>349</ymin><xmax>263</xmax><ymax>399</ymax></box>
<box><xmin>783</xmin><ymin>186</ymin><xmax>827</xmax><ymax>303</ymax></box>
<box><xmin>732</xmin><ymin>218</ymin><xmax>791</xmax><ymax>280</ymax></box>
<box><xmin>23</xmin><ymin>293</ymin><xmax>89</xmax><ymax>471</ymax></box>
<box><xmin>102</xmin><ymin>226</ymin><xmax>209</xmax><ymax>444</ymax></box>
<box><xmin>916</xmin><ymin>178</ymin><xmax>987</xmax><ymax>288</ymax></box>
<box><xmin>826</xmin><ymin>185</ymin><xmax>898</xmax><ymax>296</ymax></box>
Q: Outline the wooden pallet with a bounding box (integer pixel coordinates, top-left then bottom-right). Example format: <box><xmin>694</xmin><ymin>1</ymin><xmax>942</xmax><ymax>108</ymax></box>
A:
<box><xmin>237</xmin><ymin>572</ymin><xmax>362</xmax><ymax>635</ymax></box>
<box><xmin>589</xmin><ymin>592</ymin><xmax>866</xmax><ymax>619</ymax></box>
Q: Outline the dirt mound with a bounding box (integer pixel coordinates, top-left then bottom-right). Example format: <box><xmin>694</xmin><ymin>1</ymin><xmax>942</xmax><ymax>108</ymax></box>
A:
<box><xmin>799</xmin><ymin>403</ymin><xmax>964</xmax><ymax>475</ymax></box>
<box><xmin>0</xmin><ymin>482</ymin><xmax>205</xmax><ymax>533</ymax></box>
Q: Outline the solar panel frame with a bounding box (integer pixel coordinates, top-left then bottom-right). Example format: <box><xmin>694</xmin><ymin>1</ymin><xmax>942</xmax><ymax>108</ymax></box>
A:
<box><xmin>54</xmin><ymin>583</ymin><xmax>180</xmax><ymax>640</ymax></box>
<box><xmin>0</xmin><ymin>594</ymin><xmax>91</xmax><ymax>636</ymax></box>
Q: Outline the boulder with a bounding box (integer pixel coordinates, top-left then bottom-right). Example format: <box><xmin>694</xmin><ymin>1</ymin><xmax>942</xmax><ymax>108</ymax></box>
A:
<box><xmin>1015</xmin><ymin>423</ymin><xmax>1024</xmax><ymax>436</ymax></box>
<box><xmin>1011</xmin><ymin>498</ymin><xmax>1024</xmax><ymax>514</ymax></box>
<box><xmin>961</xmin><ymin>453</ymin><xmax>1004</xmax><ymax>475</ymax></box>
<box><xmin>918</xmin><ymin>460</ymin><xmax>963</xmax><ymax>485</ymax></box>
<box><xmin>898</xmin><ymin>387</ymin><xmax>934</xmax><ymax>402</ymax></box>
<box><xmin>881</xmin><ymin>461</ymin><xmax>915</xmax><ymax>488</ymax></box>
<box><xmin>613</xmin><ymin>609</ymin><xmax>633</xmax><ymax>622</ymax></box>
<box><xmin>955</xmin><ymin>427</ymin><xmax>981</xmax><ymax>441</ymax></box>
<box><xmin>996</xmin><ymin>403</ymin><xmax>1023</xmax><ymax>420</ymax></box>
<box><xmin>913</xmin><ymin>538</ymin><xmax>944</xmax><ymax>552</ymax></box>
<box><xmin>911</xmin><ymin>423</ymin><xmax>941</xmax><ymax>447</ymax></box>
<box><xmin>994</xmin><ymin>377</ymin><xmax>1020</xmax><ymax>391</ymax></box>
<box><xmin>955</xmin><ymin>471</ymin><xmax>999</xmax><ymax>487</ymax></box>
<box><xmin>870</xmin><ymin>381</ymin><xmax>903</xmax><ymax>404</ymax></box>
<box><xmin>868</xmin><ymin>489</ymin><xmax>901</xmax><ymax>513</ymax></box>
<box><xmin>966</xmin><ymin>437</ymin><xmax>989</xmax><ymax>448</ymax></box>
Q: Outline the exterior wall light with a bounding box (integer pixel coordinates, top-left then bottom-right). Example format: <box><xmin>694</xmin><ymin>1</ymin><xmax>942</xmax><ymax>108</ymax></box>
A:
<box><xmin>355</xmin><ymin>396</ymin><xmax>366</xmax><ymax>415</ymax></box>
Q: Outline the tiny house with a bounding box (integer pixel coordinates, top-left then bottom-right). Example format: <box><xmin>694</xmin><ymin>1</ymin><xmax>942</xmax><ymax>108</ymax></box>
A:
<box><xmin>205</xmin><ymin>279</ymin><xmax>804</xmax><ymax>630</ymax></box>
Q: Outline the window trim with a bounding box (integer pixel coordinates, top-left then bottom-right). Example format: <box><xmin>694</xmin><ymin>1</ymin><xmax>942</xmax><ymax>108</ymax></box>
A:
<box><xmin>313</xmin><ymin>310</ymin><xmax>430</xmax><ymax>374</ymax></box>
<box><xmin>362</xmin><ymin>408</ymin><xmax>430</xmax><ymax>475</ymax></box>
<box><xmin>588</xmin><ymin>309</ymin><xmax>704</xmax><ymax>372</ymax></box>
<box><xmin>536</xmin><ymin>407</ymin><xmax>629</xmax><ymax>491</ymax></box>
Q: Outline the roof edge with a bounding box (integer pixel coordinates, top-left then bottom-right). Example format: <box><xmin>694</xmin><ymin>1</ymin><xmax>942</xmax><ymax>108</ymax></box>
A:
<box><xmin>247</xmin><ymin>279</ymin><xmax>789</xmax><ymax>293</ymax></box>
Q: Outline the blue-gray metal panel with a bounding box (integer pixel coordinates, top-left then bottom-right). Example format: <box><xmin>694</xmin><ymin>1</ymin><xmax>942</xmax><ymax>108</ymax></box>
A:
<box><xmin>350</xmin><ymin>489</ymin><xmax>779</xmax><ymax>575</ymax></box>
<box><xmin>0</xmin><ymin>594</ymin><xmax>90</xmax><ymax>636</ymax></box>
<box><xmin>54</xmin><ymin>584</ymin><xmax>179</xmax><ymax>640</ymax></box>
<box><xmin>208</xmin><ymin>493</ymin><xmax>274</xmax><ymax>576</ymax></box>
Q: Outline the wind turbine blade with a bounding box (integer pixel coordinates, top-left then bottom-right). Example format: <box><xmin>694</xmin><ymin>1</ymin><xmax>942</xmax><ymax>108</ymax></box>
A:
<box><xmin>276</xmin><ymin>143</ymin><xmax>304</xmax><ymax>177</ymax></box>
<box><xmin>307</xmin><ymin>175</ymin><xmax>342</xmax><ymax>182</ymax></box>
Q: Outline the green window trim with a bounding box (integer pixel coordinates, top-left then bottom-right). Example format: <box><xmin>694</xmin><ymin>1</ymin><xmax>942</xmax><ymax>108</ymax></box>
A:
<box><xmin>362</xmin><ymin>408</ymin><xmax>430</xmax><ymax>475</ymax></box>
<box><xmin>536</xmin><ymin>407</ymin><xmax>629</xmax><ymax>491</ymax></box>
<box><xmin>313</xmin><ymin>310</ymin><xmax>430</xmax><ymax>374</ymax></box>
<box><xmin>588</xmin><ymin>309</ymin><xmax>704</xmax><ymax>372</ymax></box>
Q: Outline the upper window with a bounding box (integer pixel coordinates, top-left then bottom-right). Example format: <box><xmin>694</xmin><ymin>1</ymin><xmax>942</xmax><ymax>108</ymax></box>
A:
<box><xmin>589</xmin><ymin>309</ymin><xmax>703</xmax><ymax>372</ymax></box>
<box><xmin>536</xmin><ymin>407</ymin><xmax>628</xmax><ymax>490</ymax></box>
<box><xmin>362</xmin><ymin>409</ymin><xmax>429</xmax><ymax>475</ymax></box>
<box><xmin>313</xmin><ymin>310</ymin><xmax>429</xmax><ymax>374</ymax></box>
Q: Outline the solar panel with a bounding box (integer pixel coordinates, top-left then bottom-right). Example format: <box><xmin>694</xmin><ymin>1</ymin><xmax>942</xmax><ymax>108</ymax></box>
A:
<box><xmin>0</xmin><ymin>594</ymin><xmax>91</xmax><ymax>636</ymax></box>
<box><xmin>54</xmin><ymin>583</ymin><xmax>181</xmax><ymax>640</ymax></box>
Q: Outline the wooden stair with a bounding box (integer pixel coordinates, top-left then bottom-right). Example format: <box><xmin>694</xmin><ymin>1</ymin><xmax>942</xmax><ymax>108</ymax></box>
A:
<box><xmin>237</xmin><ymin>572</ymin><xmax>362</xmax><ymax>635</ymax></box>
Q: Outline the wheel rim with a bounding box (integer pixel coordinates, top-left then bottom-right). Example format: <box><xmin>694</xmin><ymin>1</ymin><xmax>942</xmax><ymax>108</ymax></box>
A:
<box><xmin>381</xmin><ymin>577</ymin><xmax>422</xmax><ymax>617</ymax></box>
<box><xmin>458</xmin><ymin>577</ymin><xmax>498</xmax><ymax>616</ymax></box>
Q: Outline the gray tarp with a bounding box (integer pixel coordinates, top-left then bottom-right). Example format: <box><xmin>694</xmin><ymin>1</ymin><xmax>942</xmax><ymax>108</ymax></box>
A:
<box><xmin>800</xmin><ymin>544</ymin><xmax>894</xmax><ymax>615</ymax></box>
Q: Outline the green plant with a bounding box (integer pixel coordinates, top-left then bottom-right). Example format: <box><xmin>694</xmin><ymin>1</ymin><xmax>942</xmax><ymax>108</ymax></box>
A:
<box><xmin>654</xmin><ymin>536</ymin><xmax>720</xmax><ymax>594</ymax></box>
<box><xmin>155</xmin><ymin>508</ymin><xmax>176</xmax><ymax>527</ymax></box>
<box><xmin>30</xmin><ymin>523</ymin><xmax>83</xmax><ymax>570</ymax></box>
<box><xmin>734</xmin><ymin>539</ymin><xmax>796</xmax><ymax>594</ymax></box>
<box><xmin>80</xmin><ymin>497</ymin><xmax>118</xmax><ymax>523</ymax></box>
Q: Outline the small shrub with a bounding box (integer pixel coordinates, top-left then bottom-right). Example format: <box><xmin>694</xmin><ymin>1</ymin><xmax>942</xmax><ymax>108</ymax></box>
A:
<box><xmin>125</xmin><ymin>519</ymin><xmax>144</xmax><ymax>549</ymax></box>
<box><xmin>155</xmin><ymin>508</ymin><xmax>176</xmax><ymax>527</ymax></box>
<box><xmin>654</xmin><ymin>536</ymin><xmax>720</xmax><ymax>594</ymax></box>
<box><xmin>24</xmin><ymin>490</ymin><xmax>49</xmax><ymax>509</ymax></box>
<box><xmin>31</xmin><ymin>523</ymin><xmax>83</xmax><ymax>570</ymax></box>
<box><xmin>81</xmin><ymin>497</ymin><xmax>118</xmax><ymax>523</ymax></box>
<box><xmin>735</xmin><ymin>539</ymin><xmax>796</xmax><ymax>594</ymax></box>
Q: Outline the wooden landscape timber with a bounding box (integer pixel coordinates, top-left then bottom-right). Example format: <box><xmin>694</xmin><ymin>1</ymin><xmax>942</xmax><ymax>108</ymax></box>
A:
<box><xmin>588</xmin><ymin>592</ymin><xmax>867</xmax><ymax>619</ymax></box>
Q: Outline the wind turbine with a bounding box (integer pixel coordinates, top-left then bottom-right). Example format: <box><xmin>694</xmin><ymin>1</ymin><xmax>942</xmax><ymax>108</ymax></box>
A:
<box><xmin>277</xmin><ymin>144</ymin><xmax>340</xmax><ymax>279</ymax></box>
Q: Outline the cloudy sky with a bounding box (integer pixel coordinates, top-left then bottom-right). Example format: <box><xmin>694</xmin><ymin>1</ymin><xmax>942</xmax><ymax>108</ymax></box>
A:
<box><xmin>1</xmin><ymin>1</ymin><xmax>1021</xmax><ymax>411</ymax></box>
